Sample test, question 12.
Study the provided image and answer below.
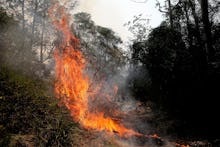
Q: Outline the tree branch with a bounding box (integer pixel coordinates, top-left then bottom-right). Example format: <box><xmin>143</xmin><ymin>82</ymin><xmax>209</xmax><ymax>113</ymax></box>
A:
<box><xmin>156</xmin><ymin>0</ymin><xmax>167</xmax><ymax>13</ymax></box>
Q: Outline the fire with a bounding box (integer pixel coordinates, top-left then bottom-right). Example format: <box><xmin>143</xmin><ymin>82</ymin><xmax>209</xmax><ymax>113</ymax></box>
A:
<box><xmin>48</xmin><ymin>1</ymin><xmax>140</xmax><ymax>137</ymax></box>
<box><xmin>175</xmin><ymin>143</ymin><xmax>190</xmax><ymax>147</ymax></box>
<box><xmin>48</xmin><ymin>1</ymin><xmax>190</xmax><ymax>147</ymax></box>
<box><xmin>147</xmin><ymin>134</ymin><xmax>161</xmax><ymax>139</ymax></box>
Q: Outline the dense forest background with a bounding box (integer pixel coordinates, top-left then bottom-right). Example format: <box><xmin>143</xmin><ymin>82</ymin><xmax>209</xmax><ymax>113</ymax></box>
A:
<box><xmin>0</xmin><ymin>0</ymin><xmax>220</xmax><ymax>146</ymax></box>
<box><xmin>128</xmin><ymin>0</ymin><xmax>220</xmax><ymax>138</ymax></box>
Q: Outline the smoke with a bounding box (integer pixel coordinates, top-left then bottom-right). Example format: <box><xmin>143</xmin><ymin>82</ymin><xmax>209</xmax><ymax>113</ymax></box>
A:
<box><xmin>85</xmin><ymin>64</ymin><xmax>187</xmax><ymax>146</ymax></box>
<box><xmin>0</xmin><ymin>0</ymin><xmax>81</xmax><ymax>78</ymax></box>
<box><xmin>0</xmin><ymin>1</ymin><xmax>54</xmax><ymax>77</ymax></box>
<box><xmin>76</xmin><ymin>0</ymin><xmax>130</xmax><ymax>41</ymax></box>
<box><xmin>76</xmin><ymin>0</ymin><xmax>98</xmax><ymax>12</ymax></box>
<box><xmin>1</xmin><ymin>1</ymin><xmax>188</xmax><ymax>146</ymax></box>
<box><xmin>85</xmin><ymin>65</ymin><xmax>159</xmax><ymax>145</ymax></box>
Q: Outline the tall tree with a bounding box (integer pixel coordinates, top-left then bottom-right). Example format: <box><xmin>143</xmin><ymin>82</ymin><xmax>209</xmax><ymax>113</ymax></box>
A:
<box><xmin>167</xmin><ymin>0</ymin><xmax>173</xmax><ymax>28</ymax></box>
<box><xmin>73</xmin><ymin>12</ymin><xmax>126</xmax><ymax>80</ymax></box>
<box><xmin>17</xmin><ymin>0</ymin><xmax>26</xmax><ymax>56</ymax></box>
<box><xmin>156</xmin><ymin>0</ymin><xmax>174</xmax><ymax>28</ymax></box>
<box><xmin>200</xmin><ymin>0</ymin><xmax>215</xmax><ymax>60</ymax></box>
<box><xmin>30</xmin><ymin>0</ymin><xmax>39</xmax><ymax>50</ymax></box>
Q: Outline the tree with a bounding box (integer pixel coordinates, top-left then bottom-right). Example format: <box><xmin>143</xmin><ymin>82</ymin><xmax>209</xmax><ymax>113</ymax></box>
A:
<box><xmin>156</xmin><ymin>0</ymin><xmax>174</xmax><ymax>28</ymax></box>
<box><xmin>0</xmin><ymin>8</ymin><xmax>37</xmax><ymax>74</ymax></box>
<box><xmin>73</xmin><ymin>12</ymin><xmax>126</xmax><ymax>80</ymax></box>
<box><xmin>200</xmin><ymin>0</ymin><xmax>215</xmax><ymax>60</ymax></box>
<box><xmin>146</xmin><ymin>25</ymin><xmax>187</xmax><ymax>101</ymax></box>
<box><xmin>1</xmin><ymin>0</ymin><xmax>78</xmax><ymax>77</ymax></box>
<box><xmin>126</xmin><ymin>0</ymin><xmax>220</xmax><ymax>138</ymax></box>
<box><xmin>30</xmin><ymin>0</ymin><xmax>39</xmax><ymax>50</ymax></box>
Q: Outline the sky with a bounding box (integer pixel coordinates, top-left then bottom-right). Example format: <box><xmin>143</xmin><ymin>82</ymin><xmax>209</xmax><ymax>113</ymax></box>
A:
<box><xmin>76</xmin><ymin>0</ymin><xmax>164</xmax><ymax>41</ymax></box>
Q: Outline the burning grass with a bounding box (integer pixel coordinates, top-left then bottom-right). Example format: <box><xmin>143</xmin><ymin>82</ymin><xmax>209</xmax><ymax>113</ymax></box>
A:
<box><xmin>49</xmin><ymin>1</ymin><xmax>142</xmax><ymax>138</ymax></box>
<box><xmin>47</xmin><ymin>1</ymin><xmax>192</xmax><ymax>147</ymax></box>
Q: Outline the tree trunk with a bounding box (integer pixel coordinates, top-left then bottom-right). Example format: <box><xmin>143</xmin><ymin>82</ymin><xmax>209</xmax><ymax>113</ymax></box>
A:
<box><xmin>167</xmin><ymin>0</ymin><xmax>173</xmax><ymax>28</ymax></box>
<box><xmin>183</xmin><ymin>2</ymin><xmax>192</xmax><ymax>47</ymax></box>
<box><xmin>189</xmin><ymin>0</ymin><xmax>208</xmax><ymax>80</ymax></box>
<box><xmin>30</xmin><ymin>0</ymin><xmax>38</xmax><ymax>50</ymax></box>
<box><xmin>189</xmin><ymin>0</ymin><xmax>202</xmax><ymax>44</ymax></box>
<box><xmin>200</xmin><ymin>0</ymin><xmax>215</xmax><ymax>61</ymax></box>
<box><xmin>40</xmin><ymin>14</ymin><xmax>45</xmax><ymax>63</ymax></box>
<box><xmin>20</xmin><ymin>0</ymin><xmax>25</xmax><ymax>60</ymax></box>
<box><xmin>21</xmin><ymin>0</ymin><xmax>25</xmax><ymax>33</ymax></box>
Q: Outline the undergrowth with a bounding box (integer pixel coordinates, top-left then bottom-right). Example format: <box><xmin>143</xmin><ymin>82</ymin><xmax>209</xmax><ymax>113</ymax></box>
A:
<box><xmin>0</xmin><ymin>65</ymin><xmax>80</xmax><ymax>146</ymax></box>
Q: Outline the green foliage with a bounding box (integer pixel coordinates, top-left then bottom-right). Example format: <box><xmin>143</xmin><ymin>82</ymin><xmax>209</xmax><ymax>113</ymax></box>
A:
<box><xmin>0</xmin><ymin>66</ymin><xmax>78</xmax><ymax>146</ymax></box>
<box><xmin>146</xmin><ymin>26</ymin><xmax>187</xmax><ymax>77</ymax></box>
<box><xmin>129</xmin><ymin>0</ymin><xmax>220</xmax><ymax>138</ymax></box>
<box><xmin>97</xmin><ymin>26</ymin><xmax>122</xmax><ymax>44</ymax></box>
<box><xmin>130</xmin><ymin>28</ymin><xmax>189</xmax><ymax>105</ymax></box>
<box><xmin>74</xmin><ymin>12</ymin><xmax>126</xmax><ymax>80</ymax></box>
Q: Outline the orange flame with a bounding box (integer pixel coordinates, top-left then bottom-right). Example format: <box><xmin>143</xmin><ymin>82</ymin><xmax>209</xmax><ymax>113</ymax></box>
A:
<box><xmin>175</xmin><ymin>143</ymin><xmax>190</xmax><ymax>147</ymax></box>
<box><xmin>49</xmin><ymin>2</ymin><xmax>190</xmax><ymax>146</ymax></box>
<box><xmin>48</xmin><ymin>1</ymin><xmax>140</xmax><ymax>137</ymax></box>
